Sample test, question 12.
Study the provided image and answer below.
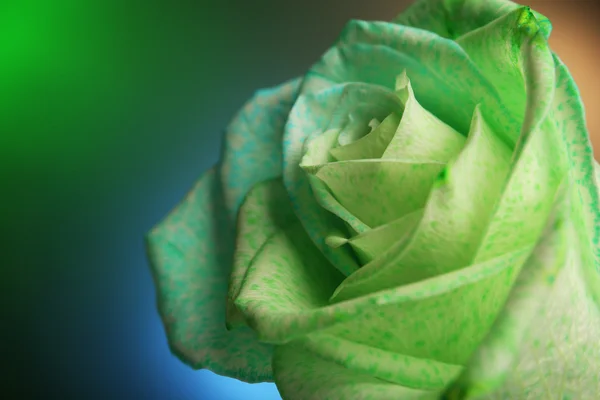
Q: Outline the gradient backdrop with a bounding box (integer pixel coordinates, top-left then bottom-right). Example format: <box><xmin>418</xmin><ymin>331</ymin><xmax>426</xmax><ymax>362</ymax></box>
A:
<box><xmin>2</xmin><ymin>0</ymin><xmax>599</xmax><ymax>399</ymax></box>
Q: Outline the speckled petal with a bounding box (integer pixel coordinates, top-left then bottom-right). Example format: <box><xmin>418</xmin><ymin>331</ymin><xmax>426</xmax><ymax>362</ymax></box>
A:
<box><xmin>273</xmin><ymin>343</ymin><xmax>439</xmax><ymax>400</ymax></box>
<box><xmin>553</xmin><ymin>54</ymin><xmax>600</xmax><ymax>307</ymax></box>
<box><xmin>455</xmin><ymin>7</ymin><xmax>539</xmax><ymax>134</ymax></box>
<box><xmin>298</xmin><ymin>83</ymin><xmax>403</xmax><ymax>169</ymax></box>
<box><xmin>226</xmin><ymin>178</ymin><xmax>297</xmax><ymax>328</ymax></box>
<box><xmin>234</xmin><ymin>220</ymin><xmax>345</xmax><ymax>341</ymax></box>
<box><xmin>393</xmin><ymin>0</ymin><xmax>550</xmax><ymax>41</ymax></box>
<box><xmin>302</xmin><ymin>19</ymin><xmax>517</xmax><ymax>144</ymax></box>
<box><xmin>234</xmin><ymin>215</ymin><xmax>531</xmax><ymax>366</ymax></box>
<box><xmin>301</xmin><ymin>330</ymin><xmax>461</xmax><ymax>390</ymax></box>
<box><xmin>146</xmin><ymin>167</ymin><xmax>274</xmax><ymax>383</ymax></box>
<box><xmin>220</xmin><ymin>77</ymin><xmax>301</xmax><ymax>222</ymax></box>
<box><xmin>383</xmin><ymin>71</ymin><xmax>466</xmax><ymax>161</ymax></box>
<box><xmin>445</xmin><ymin>182</ymin><xmax>600</xmax><ymax>399</ymax></box>
<box><xmin>342</xmin><ymin>209</ymin><xmax>424</xmax><ymax>265</ymax></box>
<box><xmin>309</xmin><ymin>159</ymin><xmax>444</xmax><ymax>229</ymax></box>
<box><xmin>473</xmin><ymin>28</ymin><xmax>560</xmax><ymax>265</ymax></box>
<box><xmin>333</xmin><ymin>106</ymin><xmax>512</xmax><ymax>301</ymax></box>
<box><xmin>329</xmin><ymin>112</ymin><xmax>402</xmax><ymax>162</ymax></box>
<box><xmin>302</xmin><ymin>129</ymin><xmax>370</xmax><ymax>235</ymax></box>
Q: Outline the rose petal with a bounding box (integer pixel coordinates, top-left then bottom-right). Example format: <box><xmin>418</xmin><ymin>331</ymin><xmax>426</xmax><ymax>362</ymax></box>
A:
<box><xmin>298</xmin><ymin>332</ymin><xmax>461</xmax><ymax>390</ymax></box>
<box><xmin>393</xmin><ymin>0</ymin><xmax>550</xmax><ymax>41</ymax></box>
<box><xmin>335</xmin><ymin>208</ymin><xmax>424</xmax><ymax>265</ymax></box>
<box><xmin>301</xmin><ymin>128</ymin><xmax>371</xmax><ymax>235</ymax></box>
<box><xmin>145</xmin><ymin>167</ymin><xmax>274</xmax><ymax>383</ymax></box>
<box><xmin>552</xmin><ymin>54</ymin><xmax>600</xmax><ymax>306</ymax></box>
<box><xmin>330</xmin><ymin>112</ymin><xmax>402</xmax><ymax>162</ymax></box>
<box><xmin>226</xmin><ymin>178</ymin><xmax>297</xmax><ymax>328</ymax></box>
<box><xmin>473</xmin><ymin>28</ymin><xmax>559</xmax><ymax>264</ymax></box>
<box><xmin>273</xmin><ymin>343</ymin><xmax>439</xmax><ymax>400</ymax></box>
<box><xmin>445</xmin><ymin>181</ymin><xmax>600</xmax><ymax>399</ymax></box>
<box><xmin>455</xmin><ymin>7</ymin><xmax>539</xmax><ymax>133</ymax></box>
<box><xmin>445</xmin><ymin>181</ymin><xmax>571</xmax><ymax>397</ymax></box>
<box><xmin>308</xmin><ymin>159</ymin><xmax>444</xmax><ymax>229</ymax></box>
<box><xmin>382</xmin><ymin>71</ymin><xmax>466</xmax><ymax>161</ymax></box>
<box><xmin>219</xmin><ymin>77</ymin><xmax>301</xmax><ymax>223</ymax></box>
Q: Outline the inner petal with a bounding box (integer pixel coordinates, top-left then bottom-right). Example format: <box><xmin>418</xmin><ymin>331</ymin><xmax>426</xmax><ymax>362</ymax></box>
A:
<box><xmin>382</xmin><ymin>71</ymin><xmax>466</xmax><ymax>161</ymax></box>
<box><xmin>312</xmin><ymin>159</ymin><xmax>444</xmax><ymax>228</ymax></box>
<box><xmin>333</xmin><ymin>106</ymin><xmax>513</xmax><ymax>302</ymax></box>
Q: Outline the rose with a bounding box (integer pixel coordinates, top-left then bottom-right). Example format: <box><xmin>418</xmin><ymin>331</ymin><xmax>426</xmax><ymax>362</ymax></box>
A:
<box><xmin>145</xmin><ymin>0</ymin><xmax>600</xmax><ymax>399</ymax></box>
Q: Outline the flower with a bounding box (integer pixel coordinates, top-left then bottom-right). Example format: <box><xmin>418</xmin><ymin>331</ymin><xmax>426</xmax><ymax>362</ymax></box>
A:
<box><xmin>145</xmin><ymin>0</ymin><xmax>600</xmax><ymax>398</ymax></box>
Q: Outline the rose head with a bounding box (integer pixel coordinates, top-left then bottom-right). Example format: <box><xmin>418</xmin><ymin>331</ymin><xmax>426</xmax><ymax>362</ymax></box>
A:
<box><xmin>145</xmin><ymin>0</ymin><xmax>600</xmax><ymax>399</ymax></box>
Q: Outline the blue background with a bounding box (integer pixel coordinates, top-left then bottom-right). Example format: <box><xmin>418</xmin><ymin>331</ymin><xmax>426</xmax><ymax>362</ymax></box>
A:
<box><xmin>3</xmin><ymin>1</ymin><xmax>599</xmax><ymax>399</ymax></box>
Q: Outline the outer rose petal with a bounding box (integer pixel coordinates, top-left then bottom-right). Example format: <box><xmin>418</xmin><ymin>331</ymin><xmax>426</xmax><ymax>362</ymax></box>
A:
<box><xmin>145</xmin><ymin>78</ymin><xmax>301</xmax><ymax>383</ymax></box>
<box><xmin>301</xmin><ymin>19</ymin><xmax>514</xmax><ymax>139</ymax></box>
<box><xmin>393</xmin><ymin>0</ymin><xmax>551</xmax><ymax>40</ymax></box>
<box><xmin>226</xmin><ymin>178</ymin><xmax>297</xmax><ymax>328</ymax></box>
<box><xmin>445</xmin><ymin>8</ymin><xmax>600</xmax><ymax>398</ymax></box>
<box><xmin>445</xmin><ymin>183</ymin><xmax>600</xmax><ymax>399</ymax></box>
<box><xmin>220</xmin><ymin>77</ymin><xmax>301</xmax><ymax>222</ymax></box>
<box><xmin>273</xmin><ymin>343</ymin><xmax>440</xmax><ymax>400</ymax></box>
<box><xmin>146</xmin><ymin>168</ymin><xmax>273</xmax><ymax>382</ymax></box>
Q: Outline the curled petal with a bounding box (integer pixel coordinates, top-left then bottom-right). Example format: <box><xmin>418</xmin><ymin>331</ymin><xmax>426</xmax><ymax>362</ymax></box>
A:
<box><xmin>331</xmin><ymin>209</ymin><xmax>424</xmax><ymax>266</ymax></box>
<box><xmin>308</xmin><ymin>159</ymin><xmax>444</xmax><ymax>229</ymax></box>
<box><xmin>473</xmin><ymin>24</ymin><xmax>559</xmax><ymax>265</ymax></box>
<box><xmin>226</xmin><ymin>178</ymin><xmax>297</xmax><ymax>328</ymax></box>
<box><xmin>273</xmin><ymin>343</ymin><xmax>440</xmax><ymax>400</ymax></box>
<box><xmin>445</xmin><ymin>181</ymin><xmax>600</xmax><ymax>399</ymax></box>
<box><xmin>383</xmin><ymin>71</ymin><xmax>466</xmax><ymax>161</ymax></box>
<box><xmin>146</xmin><ymin>168</ymin><xmax>273</xmax><ymax>383</ymax></box>
<box><xmin>393</xmin><ymin>0</ymin><xmax>551</xmax><ymax>40</ymax></box>
<box><xmin>333</xmin><ymin>106</ymin><xmax>512</xmax><ymax>301</ymax></box>
<box><xmin>330</xmin><ymin>112</ymin><xmax>402</xmax><ymax>162</ymax></box>
<box><xmin>220</xmin><ymin>77</ymin><xmax>301</xmax><ymax>222</ymax></box>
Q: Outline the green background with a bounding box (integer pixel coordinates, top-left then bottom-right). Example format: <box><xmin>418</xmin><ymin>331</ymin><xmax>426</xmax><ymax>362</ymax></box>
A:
<box><xmin>2</xmin><ymin>0</ymin><xmax>598</xmax><ymax>398</ymax></box>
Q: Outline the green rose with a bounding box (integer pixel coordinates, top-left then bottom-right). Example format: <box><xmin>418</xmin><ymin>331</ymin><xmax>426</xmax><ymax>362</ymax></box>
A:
<box><xmin>145</xmin><ymin>0</ymin><xmax>600</xmax><ymax>398</ymax></box>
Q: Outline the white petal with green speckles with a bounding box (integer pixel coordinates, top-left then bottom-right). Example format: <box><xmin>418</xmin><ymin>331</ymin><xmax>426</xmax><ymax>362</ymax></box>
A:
<box><xmin>226</xmin><ymin>178</ymin><xmax>297</xmax><ymax>328</ymax></box>
<box><xmin>146</xmin><ymin>168</ymin><xmax>274</xmax><ymax>382</ymax></box>
<box><xmin>273</xmin><ymin>343</ymin><xmax>440</xmax><ymax>400</ymax></box>
<box><xmin>219</xmin><ymin>77</ymin><xmax>301</xmax><ymax>222</ymax></box>
<box><xmin>329</xmin><ymin>112</ymin><xmax>402</xmax><ymax>162</ymax></box>
<box><xmin>300</xmin><ymin>332</ymin><xmax>461</xmax><ymax>390</ymax></box>
<box><xmin>455</xmin><ymin>7</ymin><xmax>535</xmax><ymax>127</ymax></box>
<box><xmin>310</xmin><ymin>159</ymin><xmax>444</xmax><ymax>229</ymax></box>
<box><xmin>445</xmin><ymin>183</ymin><xmax>600</xmax><ymax>399</ymax></box>
<box><xmin>299</xmin><ymin>129</ymin><xmax>371</xmax><ymax>234</ymax></box>
<box><xmin>473</xmin><ymin>14</ymin><xmax>561</xmax><ymax>265</ymax></box>
<box><xmin>393</xmin><ymin>0</ymin><xmax>551</xmax><ymax>40</ymax></box>
<box><xmin>343</xmin><ymin>209</ymin><xmax>424</xmax><ymax>265</ymax></box>
<box><xmin>552</xmin><ymin>54</ymin><xmax>600</xmax><ymax>307</ymax></box>
<box><xmin>383</xmin><ymin>71</ymin><xmax>466</xmax><ymax>161</ymax></box>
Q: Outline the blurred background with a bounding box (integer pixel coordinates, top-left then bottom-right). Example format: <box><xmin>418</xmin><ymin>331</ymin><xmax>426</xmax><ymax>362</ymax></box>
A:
<box><xmin>2</xmin><ymin>0</ymin><xmax>599</xmax><ymax>399</ymax></box>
